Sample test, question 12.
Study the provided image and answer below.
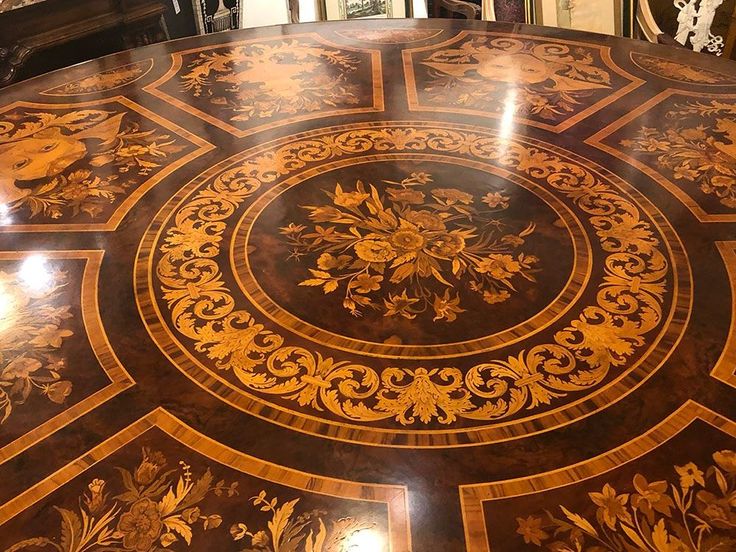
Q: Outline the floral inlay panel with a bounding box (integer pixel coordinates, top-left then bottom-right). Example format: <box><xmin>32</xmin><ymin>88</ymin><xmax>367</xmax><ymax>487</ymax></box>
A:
<box><xmin>243</xmin><ymin>159</ymin><xmax>573</xmax><ymax>352</ymax></box>
<box><xmin>630</xmin><ymin>52</ymin><xmax>736</xmax><ymax>86</ymax></box>
<box><xmin>41</xmin><ymin>60</ymin><xmax>154</xmax><ymax>96</ymax></box>
<box><xmin>146</xmin><ymin>35</ymin><xmax>382</xmax><ymax>137</ymax></box>
<box><xmin>403</xmin><ymin>32</ymin><xmax>640</xmax><ymax>132</ymax></box>
<box><xmin>335</xmin><ymin>28</ymin><xmax>443</xmax><ymax>44</ymax></box>
<box><xmin>0</xmin><ymin>420</ymin><xmax>394</xmax><ymax>551</ymax></box>
<box><xmin>515</xmin><ymin>450</ymin><xmax>736</xmax><ymax>551</ymax></box>
<box><xmin>282</xmin><ymin>171</ymin><xmax>539</xmax><ymax>322</ymax></box>
<box><xmin>619</xmin><ymin>99</ymin><xmax>736</xmax><ymax>210</ymax></box>
<box><xmin>0</xmin><ymin>100</ymin><xmax>206</xmax><ymax>230</ymax></box>
<box><xmin>138</xmin><ymin>122</ymin><xmax>689</xmax><ymax>445</ymax></box>
<box><xmin>0</xmin><ymin>252</ymin><xmax>130</xmax><ymax>461</ymax></box>
<box><xmin>460</xmin><ymin>404</ymin><xmax>736</xmax><ymax>552</ymax></box>
<box><xmin>0</xmin><ymin>263</ymin><xmax>73</xmax><ymax>425</ymax></box>
<box><xmin>1</xmin><ymin>16</ymin><xmax>735</xmax><ymax>549</ymax></box>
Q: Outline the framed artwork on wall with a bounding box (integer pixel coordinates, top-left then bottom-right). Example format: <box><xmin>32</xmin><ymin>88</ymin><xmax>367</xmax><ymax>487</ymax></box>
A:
<box><xmin>485</xmin><ymin>0</ymin><xmax>635</xmax><ymax>37</ymax></box>
<box><xmin>321</xmin><ymin>0</ymin><xmax>412</xmax><ymax>20</ymax></box>
<box><xmin>192</xmin><ymin>0</ymin><xmax>240</xmax><ymax>34</ymax></box>
<box><xmin>529</xmin><ymin>0</ymin><xmax>636</xmax><ymax>37</ymax></box>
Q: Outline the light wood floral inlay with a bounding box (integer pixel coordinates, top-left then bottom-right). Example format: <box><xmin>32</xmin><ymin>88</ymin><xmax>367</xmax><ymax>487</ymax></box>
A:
<box><xmin>282</xmin><ymin>172</ymin><xmax>539</xmax><ymax>320</ymax></box>
<box><xmin>41</xmin><ymin>61</ymin><xmax>154</xmax><ymax>96</ymax></box>
<box><xmin>0</xmin><ymin>106</ymin><xmax>190</xmax><ymax>223</ymax></box>
<box><xmin>4</xmin><ymin>447</ymin><xmax>375</xmax><ymax>551</ymax></box>
<box><xmin>630</xmin><ymin>52</ymin><xmax>736</xmax><ymax>85</ymax></box>
<box><xmin>419</xmin><ymin>37</ymin><xmax>611</xmax><ymax>120</ymax></box>
<box><xmin>403</xmin><ymin>32</ymin><xmax>640</xmax><ymax>132</ymax></box>
<box><xmin>515</xmin><ymin>450</ymin><xmax>736</xmax><ymax>551</ymax></box>
<box><xmin>0</xmin><ymin>264</ymin><xmax>72</xmax><ymax>424</ymax></box>
<box><xmin>621</xmin><ymin>100</ymin><xmax>736</xmax><ymax>209</ymax></box>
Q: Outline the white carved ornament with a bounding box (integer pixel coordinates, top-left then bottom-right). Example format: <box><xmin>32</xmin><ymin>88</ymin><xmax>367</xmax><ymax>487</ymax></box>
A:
<box><xmin>674</xmin><ymin>0</ymin><xmax>725</xmax><ymax>56</ymax></box>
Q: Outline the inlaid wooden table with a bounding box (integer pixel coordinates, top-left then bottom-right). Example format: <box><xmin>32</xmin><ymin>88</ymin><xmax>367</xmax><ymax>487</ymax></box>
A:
<box><xmin>0</xmin><ymin>17</ymin><xmax>735</xmax><ymax>552</ymax></box>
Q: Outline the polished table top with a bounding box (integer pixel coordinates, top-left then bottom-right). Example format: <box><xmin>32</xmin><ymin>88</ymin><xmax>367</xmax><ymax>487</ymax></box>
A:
<box><xmin>0</xmin><ymin>17</ymin><xmax>735</xmax><ymax>551</ymax></box>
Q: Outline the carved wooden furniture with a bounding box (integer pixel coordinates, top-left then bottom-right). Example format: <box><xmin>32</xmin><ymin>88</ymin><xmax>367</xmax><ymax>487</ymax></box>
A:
<box><xmin>0</xmin><ymin>18</ymin><xmax>735</xmax><ymax>552</ymax></box>
<box><xmin>638</xmin><ymin>0</ymin><xmax>736</xmax><ymax>57</ymax></box>
<box><xmin>0</xmin><ymin>0</ymin><xmax>168</xmax><ymax>87</ymax></box>
<box><xmin>434</xmin><ymin>0</ymin><xmax>481</xmax><ymax>18</ymax></box>
<box><xmin>0</xmin><ymin>0</ymin><xmax>49</xmax><ymax>12</ymax></box>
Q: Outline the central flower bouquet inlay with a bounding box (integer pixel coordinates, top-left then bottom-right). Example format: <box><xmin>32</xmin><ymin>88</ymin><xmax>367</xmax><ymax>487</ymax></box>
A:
<box><xmin>281</xmin><ymin>172</ymin><xmax>539</xmax><ymax>322</ymax></box>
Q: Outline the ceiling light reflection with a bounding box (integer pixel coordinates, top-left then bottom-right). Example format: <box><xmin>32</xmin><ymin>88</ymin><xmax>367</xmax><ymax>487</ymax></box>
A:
<box><xmin>0</xmin><ymin>203</ymin><xmax>11</xmax><ymax>225</ymax></box>
<box><xmin>0</xmin><ymin>283</ymin><xmax>12</xmax><ymax>326</ymax></box>
<box><xmin>345</xmin><ymin>528</ymin><xmax>386</xmax><ymax>552</ymax></box>
<box><xmin>18</xmin><ymin>254</ymin><xmax>54</xmax><ymax>293</ymax></box>
<box><xmin>499</xmin><ymin>89</ymin><xmax>517</xmax><ymax>141</ymax></box>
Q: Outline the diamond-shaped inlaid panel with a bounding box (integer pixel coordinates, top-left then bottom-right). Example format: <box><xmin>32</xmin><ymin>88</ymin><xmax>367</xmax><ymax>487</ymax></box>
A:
<box><xmin>145</xmin><ymin>34</ymin><xmax>383</xmax><ymax>137</ymax></box>
<box><xmin>0</xmin><ymin>409</ymin><xmax>411</xmax><ymax>551</ymax></box>
<box><xmin>589</xmin><ymin>91</ymin><xmax>736</xmax><ymax>222</ymax></box>
<box><xmin>0</xmin><ymin>98</ymin><xmax>212</xmax><ymax>232</ymax></box>
<box><xmin>0</xmin><ymin>251</ymin><xmax>132</xmax><ymax>464</ymax></box>
<box><xmin>403</xmin><ymin>31</ymin><xmax>642</xmax><ymax>133</ymax></box>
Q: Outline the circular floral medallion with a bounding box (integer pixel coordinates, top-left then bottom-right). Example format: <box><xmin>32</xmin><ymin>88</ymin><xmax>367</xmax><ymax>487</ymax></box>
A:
<box><xmin>136</xmin><ymin>122</ymin><xmax>691</xmax><ymax>447</ymax></box>
<box><xmin>234</xmin><ymin>159</ymin><xmax>588</xmax><ymax>358</ymax></box>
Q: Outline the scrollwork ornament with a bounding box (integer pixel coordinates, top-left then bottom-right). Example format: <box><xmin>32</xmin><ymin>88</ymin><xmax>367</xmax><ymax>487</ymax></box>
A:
<box><xmin>152</xmin><ymin>127</ymin><xmax>672</xmax><ymax>427</ymax></box>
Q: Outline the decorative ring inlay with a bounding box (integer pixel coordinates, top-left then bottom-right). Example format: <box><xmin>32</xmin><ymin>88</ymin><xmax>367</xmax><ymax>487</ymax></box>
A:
<box><xmin>136</xmin><ymin>121</ymin><xmax>691</xmax><ymax>447</ymax></box>
<box><xmin>232</xmin><ymin>154</ymin><xmax>591</xmax><ymax>359</ymax></box>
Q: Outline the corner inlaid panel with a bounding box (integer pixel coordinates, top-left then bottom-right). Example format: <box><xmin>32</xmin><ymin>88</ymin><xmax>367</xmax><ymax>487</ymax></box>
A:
<box><xmin>0</xmin><ymin>409</ymin><xmax>411</xmax><ymax>551</ymax></box>
<box><xmin>0</xmin><ymin>97</ymin><xmax>213</xmax><ymax>232</ymax></box>
<box><xmin>460</xmin><ymin>401</ymin><xmax>736</xmax><ymax>552</ymax></box>
<box><xmin>403</xmin><ymin>31</ymin><xmax>643</xmax><ymax>133</ymax></box>
<box><xmin>0</xmin><ymin>250</ymin><xmax>132</xmax><ymax>464</ymax></box>
<box><xmin>136</xmin><ymin>121</ymin><xmax>692</xmax><ymax>447</ymax></box>
<box><xmin>713</xmin><ymin>242</ymin><xmax>736</xmax><ymax>389</ymax></box>
<box><xmin>589</xmin><ymin>90</ymin><xmax>736</xmax><ymax>223</ymax></box>
<box><xmin>335</xmin><ymin>28</ymin><xmax>445</xmax><ymax>44</ymax></box>
<box><xmin>629</xmin><ymin>52</ymin><xmax>736</xmax><ymax>87</ymax></box>
<box><xmin>145</xmin><ymin>34</ymin><xmax>384</xmax><ymax>138</ymax></box>
<box><xmin>40</xmin><ymin>60</ymin><xmax>155</xmax><ymax>96</ymax></box>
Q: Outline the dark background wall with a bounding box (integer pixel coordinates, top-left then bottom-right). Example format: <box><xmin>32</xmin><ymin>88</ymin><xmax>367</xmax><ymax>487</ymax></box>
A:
<box><xmin>2</xmin><ymin>0</ymin><xmax>203</xmax><ymax>83</ymax></box>
<box><xmin>164</xmin><ymin>0</ymin><xmax>198</xmax><ymax>38</ymax></box>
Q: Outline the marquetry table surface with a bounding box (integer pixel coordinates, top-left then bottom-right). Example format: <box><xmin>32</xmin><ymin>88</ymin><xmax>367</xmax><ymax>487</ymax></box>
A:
<box><xmin>0</xmin><ymin>17</ymin><xmax>735</xmax><ymax>551</ymax></box>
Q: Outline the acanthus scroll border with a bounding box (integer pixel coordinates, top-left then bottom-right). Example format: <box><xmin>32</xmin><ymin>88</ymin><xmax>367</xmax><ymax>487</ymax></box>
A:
<box><xmin>150</xmin><ymin>125</ymin><xmax>678</xmax><ymax>428</ymax></box>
